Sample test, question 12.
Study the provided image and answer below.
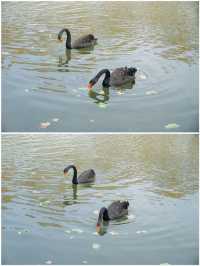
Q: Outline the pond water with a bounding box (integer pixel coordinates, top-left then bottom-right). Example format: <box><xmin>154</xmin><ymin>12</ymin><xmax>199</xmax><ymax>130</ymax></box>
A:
<box><xmin>2</xmin><ymin>134</ymin><xmax>199</xmax><ymax>264</ymax></box>
<box><xmin>2</xmin><ymin>1</ymin><xmax>199</xmax><ymax>132</ymax></box>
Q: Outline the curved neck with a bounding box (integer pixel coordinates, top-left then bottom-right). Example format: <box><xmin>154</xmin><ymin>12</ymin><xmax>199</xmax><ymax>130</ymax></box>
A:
<box><xmin>95</xmin><ymin>69</ymin><xmax>111</xmax><ymax>87</ymax></box>
<box><xmin>64</xmin><ymin>165</ymin><xmax>78</xmax><ymax>184</ymax></box>
<box><xmin>58</xmin><ymin>29</ymin><xmax>72</xmax><ymax>49</ymax></box>
<box><xmin>97</xmin><ymin>207</ymin><xmax>109</xmax><ymax>224</ymax></box>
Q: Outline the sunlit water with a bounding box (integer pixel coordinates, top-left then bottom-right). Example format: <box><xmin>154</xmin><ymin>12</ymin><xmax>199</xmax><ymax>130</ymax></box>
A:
<box><xmin>2</xmin><ymin>1</ymin><xmax>199</xmax><ymax>132</ymax></box>
<box><xmin>2</xmin><ymin>134</ymin><xmax>199</xmax><ymax>264</ymax></box>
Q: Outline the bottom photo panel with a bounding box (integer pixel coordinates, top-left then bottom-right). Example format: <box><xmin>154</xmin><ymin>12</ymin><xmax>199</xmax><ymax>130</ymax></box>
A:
<box><xmin>2</xmin><ymin>134</ymin><xmax>199</xmax><ymax>265</ymax></box>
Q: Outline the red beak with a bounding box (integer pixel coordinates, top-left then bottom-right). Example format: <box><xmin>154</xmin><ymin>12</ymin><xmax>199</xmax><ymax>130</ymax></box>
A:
<box><xmin>96</xmin><ymin>223</ymin><xmax>101</xmax><ymax>233</ymax></box>
<box><xmin>87</xmin><ymin>83</ymin><xmax>93</xmax><ymax>90</ymax></box>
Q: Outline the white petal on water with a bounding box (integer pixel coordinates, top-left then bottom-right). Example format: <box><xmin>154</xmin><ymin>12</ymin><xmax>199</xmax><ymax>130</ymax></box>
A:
<box><xmin>72</xmin><ymin>228</ymin><xmax>83</xmax><ymax>234</ymax></box>
<box><xmin>165</xmin><ymin>123</ymin><xmax>180</xmax><ymax>129</ymax></box>
<box><xmin>64</xmin><ymin>230</ymin><xmax>71</xmax><ymax>234</ymax></box>
<box><xmin>92</xmin><ymin>243</ymin><xmax>101</xmax><ymax>249</ymax></box>
<box><xmin>52</xmin><ymin>118</ymin><xmax>59</xmax><ymax>122</ymax></box>
<box><xmin>93</xmin><ymin>210</ymin><xmax>99</xmax><ymax>215</ymax></box>
<box><xmin>145</xmin><ymin>90</ymin><xmax>158</xmax><ymax>96</ymax></box>
<box><xmin>109</xmin><ymin>231</ymin><xmax>119</xmax><ymax>235</ymax></box>
<box><xmin>45</xmin><ymin>260</ymin><xmax>52</xmax><ymax>265</ymax></box>
<box><xmin>40</xmin><ymin>122</ymin><xmax>51</xmax><ymax>129</ymax></box>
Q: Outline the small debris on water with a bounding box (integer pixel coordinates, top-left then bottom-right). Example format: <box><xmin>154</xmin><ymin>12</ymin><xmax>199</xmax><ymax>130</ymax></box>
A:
<box><xmin>109</xmin><ymin>231</ymin><xmax>119</xmax><ymax>235</ymax></box>
<box><xmin>40</xmin><ymin>122</ymin><xmax>51</xmax><ymax>129</ymax></box>
<box><xmin>72</xmin><ymin>228</ymin><xmax>83</xmax><ymax>234</ymax></box>
<box><xmin>18</xmin><ymin>231</ymin><xmax>22</xmax><ymax>235</ymax></box>
<box><xmin>128</xmin><ymin>214</ymin><xmax>135</xmax><ymax>220</ymax></box>
<box><xmin>92</xmin><ymin>243</ymin><xmax>101</xmax><ymax>249</ymax></box>
<box><xmin>145</xmin><ymin>90</ymin><xmax>158</xmax><ymax>96</ymax></box>
<box><xmin>90</xmin><ymin>119</ymin><xmax>94</xmax><ymax>123</ymax></box>
<box><xmin>64</xmin><ymin>230</ymin><xmax>71</xmax><ymax>234</ymax></box>
<box><xmin>45</xmin><ymin>260</ymin><xmax>52</xmax><ymax>265</ymax></box>
<box><xmin>138</xmin><ymin>73</ymin><xmax>147</xmax><ymax>80</ymax></box>
<box><xmin>52</xmin><ymin>118</ymin><xmax>59</xmax><ymax>122</ymax></box>
<box><xmin>165</xmin><ymin>123</ymin><xmax>180</xmax><ymax>129</ymax></box>
<box><xmin>25</xmin><ymin>89</ymin><xmax>29</xmax><ymax>93</ymax></box>
<box><xmin>98</xmin><ymin>102</ymin><xmax>106</xmax><ymax>108</ymax></box>
<box><xmin>136</xmin><ymin>230</ymin><xmax>147</xmax><ymax>234</ymax></box>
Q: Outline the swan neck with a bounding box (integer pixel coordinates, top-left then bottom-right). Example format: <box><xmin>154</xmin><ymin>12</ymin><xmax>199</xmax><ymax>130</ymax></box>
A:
<box><xmin>64</xmin><ymin>29</ymin><xmax>72</xmax><ymax>49</ymax></box>
<box><xmin>71</xmin><ymin>165</ymin><xmax>78</xmax><ymax>184</ymax></box>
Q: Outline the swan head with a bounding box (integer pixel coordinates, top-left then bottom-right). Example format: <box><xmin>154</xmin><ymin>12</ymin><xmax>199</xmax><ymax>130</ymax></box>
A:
<box><xmin>87</xmin><ymin>79</ymin><xmax>96</xmax><ymax>90</ymax></box>
<box><xmin>96</xmin><ymin>207</ymin><xmax>109</xmax><ymax>233</ymax></box>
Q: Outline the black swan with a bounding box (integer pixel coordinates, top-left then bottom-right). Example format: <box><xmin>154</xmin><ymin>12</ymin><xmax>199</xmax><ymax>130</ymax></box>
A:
<box><xmin>58</xmin><ymin>28</ymin><xmax>97</xmax><ymax>49</ymax></box>
<box><xmin>87</xmin><ymin>67</ymin><xmax>137</xmax><ymax>89</ymax></box>
<box><xmin>63</xmin><ymin>164</ymin><xmax>95</xmax><ymax>184</ymax></box>
<box><xmin>96</xmin><ymin>201</ymin><xmax>129</xmax><ymax>231</ymax></box>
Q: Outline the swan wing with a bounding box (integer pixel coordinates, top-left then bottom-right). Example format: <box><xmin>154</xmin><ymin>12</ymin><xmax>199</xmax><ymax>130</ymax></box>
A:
<box><xmin>78</xmin><ymin>169</ymin><xmax>95</xmax><ymax>183</ymax></box>
<box><xmin>73</xmin><ymin>34</ymin><xmax>97</xmax><ymax>48</ymax></box>
<box><xmin>108</xmin><ymin>201</ymin><xmax>129</xmax><ymax>219</ymax></box>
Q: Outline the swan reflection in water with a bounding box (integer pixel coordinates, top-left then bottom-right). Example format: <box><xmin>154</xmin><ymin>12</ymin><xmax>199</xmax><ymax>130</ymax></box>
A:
<box><xmin>88</xmin><ymin>80</ymin><xmax>136</xmax><ymax>105</ymax></box>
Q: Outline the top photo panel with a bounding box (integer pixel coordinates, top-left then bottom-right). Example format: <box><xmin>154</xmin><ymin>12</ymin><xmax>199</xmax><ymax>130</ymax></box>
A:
<box><xmin>2</xmin><ymin>1</ymin><xmax>199</xmax><ymax>132</ymax></box>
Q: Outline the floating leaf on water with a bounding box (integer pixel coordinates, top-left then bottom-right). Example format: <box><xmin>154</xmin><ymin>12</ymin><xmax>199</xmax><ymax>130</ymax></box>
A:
<box><xmin>109</xmin><ymin>231</ymin><xmax>119</xmax><ymax>236</ymax></box>
<box><xmin>40</xmin><ymin>122</ymin><xmax>51</xmax><ymax>129</ymax></box>
<box><xmin>165</xmin><ymin>123</ymin><xmax>180</xmax><ymax>129</ymax></box>
<box><xmin>45</xmin><ymin>260</ymin><xmax>52</xmax><ymax>265</ymax></box>
<box><xmin>92</xmin><ymin>243</ymin><xmax>100</xmax><ymax>249</ymax></box>
<box><xmin>98</xmin><ymin>103</ymin><xmax>106</xmax><ymax>108</ymax></box>
<box><xmin>93</xmin><ymin>210</ymin><xmax>99</xmax><ymax>215</ymax></box>
<box><xmin>52</xmin><ymin>118</ymin><xmax>59</xmax><ymax>123</ymax></box>
<box><xmin>64</xmin><ymin>230</ymin><xmax>71</xmax><ymax>234</ymax></box>
<box><xmin>145</xmin><ymin>90</ymin><xmax>158</xmax><ymax>96</ymax></box>
<box><xmin>72</xmin><ymin>228</ymin><xmax>83</xmax><ymax>234</ymax></box>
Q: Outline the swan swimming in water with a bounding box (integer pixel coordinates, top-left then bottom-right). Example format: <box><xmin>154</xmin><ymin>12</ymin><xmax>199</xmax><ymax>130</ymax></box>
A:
<box><xmin>58</xmin><ymin>28</ymin><xmax>97</xmax><ymax>49</ymax></box>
